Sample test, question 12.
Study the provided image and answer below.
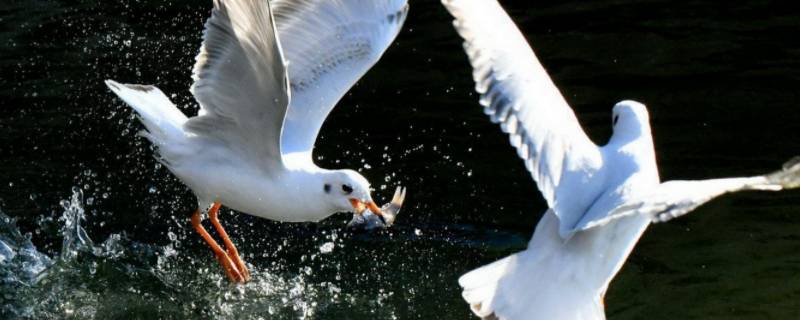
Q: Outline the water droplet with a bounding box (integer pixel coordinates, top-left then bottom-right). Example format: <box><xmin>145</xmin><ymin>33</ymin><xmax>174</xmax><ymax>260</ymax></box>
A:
<box><xmin>319</xmin><ymin>242</ymin><xmax>334</xmax><ymax>254</ymax></box>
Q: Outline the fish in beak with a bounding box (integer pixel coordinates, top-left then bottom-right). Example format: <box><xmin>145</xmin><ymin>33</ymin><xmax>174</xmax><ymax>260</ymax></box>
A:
<box><xmin>349</xmin><ymin>198</ymin><xmax>383</xmax><ymax>217</ymax></box>
<box><xmin>347</xmin><ymin>186</ymin><xmax>407</xmax><ymax>230</ymax></box>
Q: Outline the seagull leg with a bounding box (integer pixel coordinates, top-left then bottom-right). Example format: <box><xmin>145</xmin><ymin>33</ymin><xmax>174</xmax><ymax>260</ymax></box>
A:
<box><xmin>208</xmin><ymin>202</ymin><xmax>251</xmax><ymax>281</ymax></box>
<box><xmin>191</xmin><ymin>209</ymin><xmax>244</xmax><ymax>283</ymax></box>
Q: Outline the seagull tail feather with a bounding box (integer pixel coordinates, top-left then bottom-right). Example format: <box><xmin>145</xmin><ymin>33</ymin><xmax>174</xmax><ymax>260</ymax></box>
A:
<box><xmin>104</xmin><ymin>80</ymin><xmax>188</xmax><ymax>146</ymax></box>
<box><xmin>458</xmin><ymin>255</ymin><xmax>511</xmax><ymax>319</ymax></box>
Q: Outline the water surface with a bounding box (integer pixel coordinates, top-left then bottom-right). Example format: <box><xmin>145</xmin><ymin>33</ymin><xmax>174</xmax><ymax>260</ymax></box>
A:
<box><xmin>2</xmin><ymin>0</ymin><xmax>800</xmax><ymax>319</ymax></box>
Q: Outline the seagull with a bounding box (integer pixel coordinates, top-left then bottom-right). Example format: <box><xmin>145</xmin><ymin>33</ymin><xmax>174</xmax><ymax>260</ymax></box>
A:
<box><xmin>104</xmin><ymin>0</ymin><xmax>408</xmax><ymax>283</ymax></box>
<box><xmin>443</xmin><ymin>0</ymin><xmax>800</xmax><ymax>318</ymax></box>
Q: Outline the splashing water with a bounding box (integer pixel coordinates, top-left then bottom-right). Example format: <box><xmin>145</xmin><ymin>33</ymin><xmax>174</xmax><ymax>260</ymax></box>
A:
<box><xmin>0</xmin><ymin>188</ymin><xmax>348</xmax><ymax>319</ymax></box>
<box><xmin>0</xmin><ymin>209</ymin><xmax>54</xmax><ymax>306</ymax></box>
<box><xmin>0</xmin><ymin>188</ymin><xmax>475</xmax><ymax>319</ymax></box>
<box><xmin>58</xmin><ymin>187</ymin><xmax>95</xmax><ymax>262</ymax></box>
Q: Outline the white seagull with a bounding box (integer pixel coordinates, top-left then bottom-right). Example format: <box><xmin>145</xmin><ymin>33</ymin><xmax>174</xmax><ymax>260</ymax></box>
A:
<box><xmin>443</xmin><ymin>0</ymin><xmax>800</xmax><ymax>318</ymax></box>
<box><xmin>105</xmin><ymin>0</ymin><xmax>408</xmax><ymax>282</ymax></box>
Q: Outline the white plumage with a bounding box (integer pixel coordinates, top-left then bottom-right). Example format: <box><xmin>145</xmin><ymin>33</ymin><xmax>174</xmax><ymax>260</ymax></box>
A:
<box><xmin>105</xmin><ymin>0</ymin><xmax>408</xmax><ymax>282</ymax></box>
<box><xmin>107</xmin><ymin>0</ymin><xmax>407</xmax><ymax>219</ymax></box>
<box><xmin>274</xmin><ymin>0</ymin><xmax>409</xmax><ymax>155</ymax></box>
<box><xmin>443</xmin><ymin>0</ymin><xmax>800</xmax><ymax>319</ymax></box>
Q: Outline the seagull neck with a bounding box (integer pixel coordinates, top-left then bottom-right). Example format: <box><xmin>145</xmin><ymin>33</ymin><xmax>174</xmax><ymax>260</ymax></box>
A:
<box><xmin>608</xmin><ymin>125</ymin><xmax>654</xmax><ymax>152</ymax></box>
<box><xmin>271</xmin><ymin>165</ymin><xmax>336</xmax><ymax>222</ymax></box>
<box><xmin>282</xmin><ymin>151</ymin><xmax>321</xmax><ymax>172</ymax></box>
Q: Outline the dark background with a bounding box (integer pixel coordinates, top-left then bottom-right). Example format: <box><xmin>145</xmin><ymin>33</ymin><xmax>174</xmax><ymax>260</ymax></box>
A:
<box><xmin>2</xmin><ymin>0</ymin><xmax>800</xmax><ymax>319</ymax></box>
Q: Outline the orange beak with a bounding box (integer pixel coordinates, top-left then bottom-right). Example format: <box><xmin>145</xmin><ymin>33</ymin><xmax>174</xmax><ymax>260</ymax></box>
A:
<box><xmin>349</xmin><ymin>198</ymin><xmax>383</xmax><ymax>217</ymax></box>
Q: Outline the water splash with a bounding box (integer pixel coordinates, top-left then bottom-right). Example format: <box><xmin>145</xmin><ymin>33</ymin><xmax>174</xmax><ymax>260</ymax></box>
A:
<box><xmin>1</xmin><ymin>197</ymin><xmax>57</xmax><ymax>317</ymax></box>
<box><xmin>58</xmin><ymin>187</ymin><xmax>95</xmax><ymax>261</ymax></box>
<box><xmin>0</xmin><ymin>209</ymin><xmax>54</xmax><ymax>311</ymax></box>
<box><xmin>0</xmin><ymin>188</ymin><xmax>440</xmax><ymax>319</ymax></box>
<box><xmin>0</xmin><ymin>187</ymin><xmax>153</xmax><ymax>318</ymax></box>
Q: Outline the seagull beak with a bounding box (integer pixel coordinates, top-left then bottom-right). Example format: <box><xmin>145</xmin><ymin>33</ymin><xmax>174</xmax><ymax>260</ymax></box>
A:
<box><xmin>349</xmin><ymin>198</ymin><xmax>384</xmax><ymax>217</ymax></box>
<box><xmin>349</xmin><ymin>198</ymin><xmax>366</xmax><ymax>214</ymax></box>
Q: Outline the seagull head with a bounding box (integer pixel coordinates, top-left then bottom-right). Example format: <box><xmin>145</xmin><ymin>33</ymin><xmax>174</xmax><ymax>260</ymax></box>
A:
<box><xmin>611</xmin><ymin>100</ymin><xmax>651</xmax><ymax>140</ymax></box>
<box><xmin>323</xmin><ymin>169</ymin><xmax>384</xmax><ymax>220</ymax></box>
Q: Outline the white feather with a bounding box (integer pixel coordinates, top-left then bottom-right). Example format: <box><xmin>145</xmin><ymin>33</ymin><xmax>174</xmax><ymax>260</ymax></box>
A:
<box><xmin>103</xmin><ymin>80</ymin><xmax>190</xmax><ymax>166</ymax></box>
<box><xmin>442</xmin><ymin>0</ymin><xmax>606</xmax><ymax>238</ymax></box>
<box><xmin>274</xmin><ymin>0</ymin><xmax>409</xmax><ymax>156</ymax></box>
<box><xmin>105</xmin><ymin>0</ymin><xmax>407</xmax><ymax>224</ymax></box>
<box><xmin>443</xmin><ymin>1</ymin><xmax>800</xmax><ymax>319</ymax></box>
<box><xmin>584</xmin><ymin>157</ymin><xmax>800</xmax><ymax>228</ymax></box>
<box><xmin>187</xmin><ymin>0</ymin><xmax>290</xmax><ymax>170</ymax></box>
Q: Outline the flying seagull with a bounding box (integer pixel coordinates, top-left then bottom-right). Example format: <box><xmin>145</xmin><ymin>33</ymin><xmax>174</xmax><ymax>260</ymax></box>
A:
<box><xmin>105</xmin><ymin>0</ymin><xmax>409</xmax><ymax>282</ymax></box>
<box><xmin>443</xmin><ymin>0</ymin><xmax>800</xmax><ymax>318</ymax></box>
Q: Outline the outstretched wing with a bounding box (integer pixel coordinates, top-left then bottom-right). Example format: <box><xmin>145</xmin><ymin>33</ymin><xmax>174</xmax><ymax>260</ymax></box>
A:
<box><xmin>273</xmin><ymin>0</ymin><xmax>409</xmax><ymax>155</ymax></box>
<box><xmin>185</xmin><ymin>0</ymin><xmax>290</xmax><ymax>170</ymax></box>
<box><xmin>443</xmin><ymin>0</ymin><xmax>605</xmax><ymax>236</ymax></box>
<box><xmin>581</xmin><ymin>157</ymin><xmax>800</xmax><ymax>229</ymax></box>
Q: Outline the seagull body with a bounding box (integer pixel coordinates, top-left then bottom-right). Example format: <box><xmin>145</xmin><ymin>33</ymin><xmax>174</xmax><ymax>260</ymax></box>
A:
<box><xmin>105</xmin><ymin>0</ymin><xmax>408</xmax><ymax>282</ymax></box>
<box><xmin>443</xmin><ymin>0</ymin><xmax>800</xmax><ymax>319</ymax></box>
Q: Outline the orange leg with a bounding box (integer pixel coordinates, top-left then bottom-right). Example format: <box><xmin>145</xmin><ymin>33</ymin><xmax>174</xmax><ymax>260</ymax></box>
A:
<box><xmin>208</xmin><ymin>202</ymin><xmax>251</xmax><ymax>281</ymax></box>
<box><xmin>191</xmin><ymin>209</ymin><xmax>244</xmax><ymax>283</ymax></box>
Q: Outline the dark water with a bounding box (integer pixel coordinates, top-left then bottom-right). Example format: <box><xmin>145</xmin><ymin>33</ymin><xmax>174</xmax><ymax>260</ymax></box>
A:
<box><xmin>2</xmin><ymin>0</ymin><xmax>800</xmax><ymax>319</ymax></box>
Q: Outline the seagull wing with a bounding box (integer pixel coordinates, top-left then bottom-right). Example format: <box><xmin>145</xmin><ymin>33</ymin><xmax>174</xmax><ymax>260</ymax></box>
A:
<box><xmin>581</xmin><ymin>157</ymin><xmax>800</xmax><ymax>229</ymax></box>
<box><xmin>185</xmin><ymin>0</ymin><xmax>289</xmax><ymax>170</ymax></box>
<box><xmin>443</xmin><ymin>0</ymin><xmax>605</xmax><ymax>236</ymax></box>
<box><xmin>272</xmin><ymin>0</ymin><xmax>409</xmax><ymax>155</ymax></box>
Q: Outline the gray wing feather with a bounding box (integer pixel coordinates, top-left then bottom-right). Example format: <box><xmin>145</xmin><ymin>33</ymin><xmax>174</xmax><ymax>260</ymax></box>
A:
<box><xmin>186</xmin><ymin>0</ymin><xmax>290</xmax><ymax>169</ymax></box>
<box><xmin>272</xmin><ymin>0</ymin><xmax>409</xmax><ymax>155</ymax></box>
<box><xmin>582</xmin><ymin>157</ymin><xmax>800</xmax><ymax>229</ymax></box>
<box><xmin>443</xmin><ymin>0</ymin><xmax>604</xmax><ymax>236</ymax></box>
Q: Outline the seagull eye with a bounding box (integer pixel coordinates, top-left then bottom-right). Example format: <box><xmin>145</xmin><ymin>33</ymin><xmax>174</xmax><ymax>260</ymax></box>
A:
<box><xmin>324</xmin><ymin>184</ymin><xmax>331</xmax><ymax>194</ymax></box>
<box><xmin>613</xmin><ymin>115</ymin><xmax>620</xmax><ymax>126</ymax></box>
<box><xmin>341</xmin><ymin>184</ymin><xmax>353</xmax><ymax>194</ymax></box>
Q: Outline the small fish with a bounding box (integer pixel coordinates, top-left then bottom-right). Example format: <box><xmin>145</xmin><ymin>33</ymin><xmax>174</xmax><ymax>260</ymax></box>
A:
<box><xmin>347</xmin><ymin>186</ymin><xmax>407</xmax><ymax>230</ymax></box>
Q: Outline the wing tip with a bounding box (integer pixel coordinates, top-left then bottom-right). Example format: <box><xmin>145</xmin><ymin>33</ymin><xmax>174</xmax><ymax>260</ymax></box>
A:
<box><xmin>389</xmin><ymin>2</ymin><xmax>410</xmax><ymax>25</ymax></box>
<box><xmin>104</xmin><ymin>79</ymin><xmax>158</xmax><ymax>94</ymax></box>
<box><xmin>104</xmin><ymin>79</ymin><xmax>121</xmax><ymax>91</ymax></box>
<box><xmin>782</xmin><ymin>156</ymin><xmax>800</xmax><ymax>171</ymax></box>
<box><xmin>767</xmin><ymin>155</ymin><xmax>800</xmax><ymax>189</ymax></box>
